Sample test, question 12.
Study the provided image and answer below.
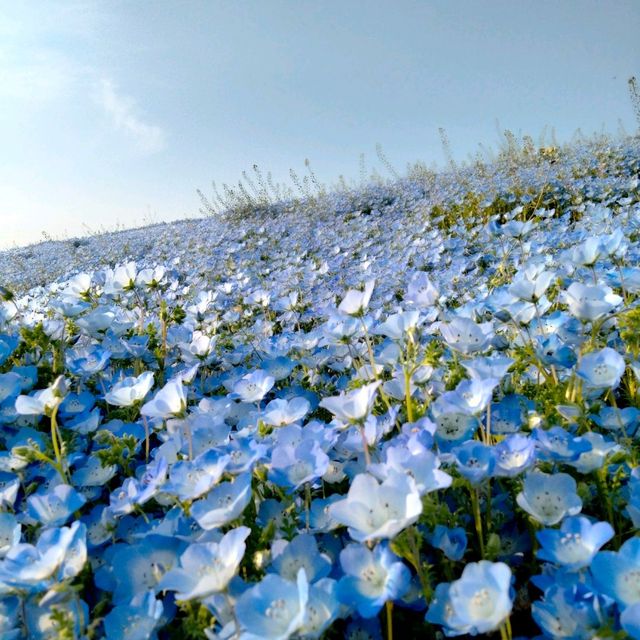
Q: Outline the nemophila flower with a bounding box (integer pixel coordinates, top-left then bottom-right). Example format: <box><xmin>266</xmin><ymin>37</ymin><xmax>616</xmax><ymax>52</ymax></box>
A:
<box><xmin>576</xmin><ymin>347</ymin><xmax>626</xmax><ymax>390</ymax></box>
<box><xmin>591</xmin><ymin>536</ymin><xmax>640</xmax><ymax>608</ymax></box>
<box><xmin>426</xmin><ymin>561</ymin><xmax>513</xmax><ymax>636</ymax></box>
<box><xmin>106</xmin><ymin>535</ymin><xmax>186</xmax><ymax>604</ymax></box>
<box><xmin>164</xmin><ymin>449</ymin><xmax>230</xmax><ymax>501</ymax></box>
<box><xmin>405</xmin><ymin>271</ymin><xmax>439</xmax><ymax>307</ymax></box>
<box><xmin>536</xmin><ymin>516</ymin><xmax>614</xmax><ymax>571</ymax></box>
<box><xmin>621</xmin><ymin>603</ymin><xmax>640</xmax><ymax>640</ymax></box>
<box><xmin>0</xmin><ymin>334</ymin><xmax>18</xmax><ymax>366</ymax></box>
<box><xmin>105</xmin><ymin>371</ymin><xmax>155</xmax><ymax>407</ymax></box>
<box><xmin>0</xmin><ymin>372</ymin><xmax>22</xmax><ymax>405</ymax></box>
<box><xmin>369</xmin><ymin>444</ymin><xmax>452</xmax><ymax>495</ymax></box>
<box><xmin>626</xmin><ymin>468</ymin><xmax>640</xmax><ymax>528</ymax></box>
<box><xmin>532</xmin><ymin>583</ymin><xmax>604</xmax><ymax>640</ymax></box>
<box><xmin>509</xmin><ymin>265</ymin><xmax>555</xmax><ymax>303</ymax></box>
<box><xmin>235</xmin><ymin>568</ymin><xmax>309</xmax><ymax>640</ymax></box>
<box><xmin>535</xmin><ymin>334</ymin><xmax>577</xmax><ymax>368</ymax></box>
<box><xmin>15</xmin><ymin>375</ymin><xmax>68</xmax><ymax>416</ymax></box>
<box><xmin>462</xmin><ymin>355</ymin><xmax>514</xmax><ymax>381</ymax></box>
<box><xmin>158</xmin><ymin>526</ymin><xmax>249</xmax><ymax>599</ymax></box>
<box><xmin>452</xmin><ymin>441</ymin><xmax>496</xmax><ymax>484</ymax></box>
<box><xmin>0</xmin><ymin>513</ymin><xmax>21</xmax><ymax>558</ymax></box>
<box><xmin>66</xmin><ymin>345</ymin><xmax>112</xmax><ymax>376</ymax></box>
<box><xmin>338</xmin><ymin>279</ymin><xmax>375</xmax><ymax>316</ymax></box>
<box><xmin>494</xmin><ymin>434</ymin><xmax>536</xmax><ymax>477</ymax></box>
<box><xmin>269</xmin><ymin>439</ymin><xmax>330</xmax><ymax>490</ymax></box>
<box><xmin>0</xmin><ymin>472</ymin><xmax>20</xmax><ymax>508</ymax></box>
<box><xmin>103</xmin><ymin>261</ymin><xmax>138</xmax><ymax>295</ymax></box>
<box><xmin>336</xmin><ymin>543</ymin><xmax>410</xmax><ymax>618</ymax></box>
<box><xmin>262</xmin><ymin>397</ymin><xmax>311</xmax><ymax>427</ymax></box>
<box><xmin>429</xmin><ymin>525</ymin><xmax>468</xmax><ymax>561</ymax></box>
<box><xmin>263</xmin><ymin>356</ymin><xmax>297</xmax><ymax>381</ymax></box>
<box><xmin>0</xmin><ymin>521</ymin><xmax>86</xmax><ymax>592</ymax></box>
<box><xmin>26</xmin><ymin>484</ymin><xmax>87</xmax><ymax>527</ymax></box>
<box><xmin>61</xmin><ymin>272</ymin><xmax>92</xmax><ymax>301</ymax></box>
<box><xmin>59</xmin><ymin>390</ymin><xmax>95</xmax><ymax>419</ymax></box>
<box><xmin>300</xmin><ymin>578</ymin><xmax>341</xmax><ymax>639</ymax></box>
<box><xmin>270</xmin><ymin>534</ymin><xmax>332</xmax><ymax>583</ymax></box>
<box><xmin>567</xmin><ymin>432</ymin><xmax>620</xmax><ymax>474</ymax></box>
<box><xmin>571</xmin><ymin>236</ymin><xmax>604</xmax><ymax>267</ymax></box>
<box><xmin>374</xmin><ymin>310</ymin><xmax>420</xmax><ymax>341</ymax></box>
<box><xmin>433</xmin><ymin>412</ymin><xmax>479</xmax><ymax>451</ymax></box>
<box><xmin>232</xmin><ymin>369</ymin><xmax>275</xmax><ymax>403</ymax></box>
<box><xmin>103</xmin><ymin>590</ymin><xmax>165</xmax><ymax>640</ymax></box>
<box><xmin>0</xmin><ymin>595</ymin><xmax>20</xmax><ymax>638</ymax></box>
<box><xmin>329</xmin><ymin>471</ymin><xmax>422</xmax><ymax>542</ymax></box>
<box><xmin>190</xmin><ymin>472</ymin><xmax>252</xmax><ymax>530</ymax></box>
<box><xmin>136</xmin><ymin>265</ymin><xmax>166</xmax><ymax>288</ymax></box>
<box><xmin>141</xmin><ymin>377</ymin><xmax>187</xmax><ymax>418</ymax></box>
<box><xmin>438</xmin><ymin>317</ymin><xmax>494</xmax><ymax>355</ymax></box>
<box><xmin>501</xmin><ymin>218</ymin><xmax>534</xmax><ymax>239</ymax></box>
<box><xmin>592</xmin><ymin>405</ymin><xmax>640</xmax><ymax>434</ymax></box>
<box><xmin>532</xmin><ymin>426</ymin><xmax>592</xmax><ymax>462</ymax></box>
<box><xmin>109</xmin><ymin>457</ymin><xmax>168</xmax><ymax>515</ymax></box>
<box><xmin>319</xmin><ymin>381</ymin><xmax>380</xmax><ymax>424</ymax></box>
<box><xmin>450</xmin><ymin>377</ymin><xmax>500</xmax><ymax>415</ymax></box>
<box><xmin>24</xmin><ymin>592</ymin><xmax>89</xmax><ymax>640</ymax></box>
<box><xmin>489</xmin><ymin>394</ymin><xmax>530</xmax><ymax>435</ymax></box>
<box><xmin>562</xmin><ymin>282</ymin><xmax>622</xmax><ymax>322</ymax></box>
<box><xmin>516</xmin><ymin>471</ymin><xmax>582</xmax><ymax>526</ymax></box>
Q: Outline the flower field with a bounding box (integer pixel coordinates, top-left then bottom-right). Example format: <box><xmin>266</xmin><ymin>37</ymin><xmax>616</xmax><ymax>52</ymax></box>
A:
<box><xmin>1</xmin><ymin>134</ymin><xmax>640</xmax><ymax>638</ymax></box>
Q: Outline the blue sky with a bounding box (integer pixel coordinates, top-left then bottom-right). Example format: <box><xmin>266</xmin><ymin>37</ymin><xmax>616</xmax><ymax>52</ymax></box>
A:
<box><xmin>1</xmin><ymin>1</ymin><xmax>638</xmax><ymax>248</ymax></box>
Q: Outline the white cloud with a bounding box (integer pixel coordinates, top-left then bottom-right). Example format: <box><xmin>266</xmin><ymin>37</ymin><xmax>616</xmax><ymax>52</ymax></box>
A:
<box><xmin>96</xmin><ymin>78</ymin><xmax>166</xmax><ymax>154</ymax></box>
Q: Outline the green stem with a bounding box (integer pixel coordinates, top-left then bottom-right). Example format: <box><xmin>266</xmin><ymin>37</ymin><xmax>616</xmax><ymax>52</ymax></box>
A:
<box><xmin>49</xmin><ymin>404</ymin><xmax>68</xmax><ymax>482</ymax></box>
<box><xmin>406</xmin><ymin>527</ymin><xmax>432</xmax><ymax>602</ymax></box>
<box><xmin>404</xmin><ymin>366</ymin><xmax>415</xmax><ymax>423</ymax></box>
<box><xmin>385</xmin><ymin>601</ymin><xmax>394</xmax><ymax>640</ymax></box>
<box><xmin>470</xmin><ymin>486</ymin><xmax>485</xmax><ymax>558</ymax></box>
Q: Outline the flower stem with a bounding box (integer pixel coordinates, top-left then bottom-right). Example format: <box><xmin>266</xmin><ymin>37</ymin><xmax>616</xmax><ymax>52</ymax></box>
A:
<box><xmin>470</xmin><ymin>486</ymin><xmax>485</xmax><ymax>558</ymax></box>
<box><xmin>385</xmin><ymin>601</ymin><xmax>394</xmax><ymax>640</ymax></box>
<box><xmin>49</xmin><ymin>404</ymin><xmax>68</xmax><ymax>482</ymax></box>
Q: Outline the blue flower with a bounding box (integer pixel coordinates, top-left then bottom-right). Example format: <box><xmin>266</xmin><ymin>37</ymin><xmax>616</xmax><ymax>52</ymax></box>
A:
<box><xmin>270</xmin><ymin>533</ymin><xmax>332</xmax><ymax>583</ymax></box>
<box><xmin>269</xmin><ymin>439</ymin><xmax>330</xmax><ymax>490</ymax></box>
<box><xmin>0</xmin><ymin>512</ymin><xmax>21</xmax><ymax>558</ymax></box>
<box><xmin>158</xmin><ymin>526</ymin><xmax>250</xmax><ymax>599</ymax></box>
<box><xmin>536</xmin><ymin>516</ymin><xmax>614</xmax><ymax>571</ymax></box>
<box><xmin>452</xmin><ymin>441</ymin><xmax>496</xmax><ymax>484</ymax></box>
<box><xmin>494</xmin><ymin>434</ymin><xmax>536</xmax><ymax>477</ymax></box>
<box><xmin>300</xmin><ymin>578</ymin><xmax>340</xmax><ymax>639</ymax></box>
<box><xmin>576</xmin><ymin>347</ymin><xmax>626</xmax><ymax>390</ymax></box>
<box><xmin>591</xmin><ymin>536</ymin><xmax>640</xmax><ymax>608</ymax></box>
<box><xmin>329</xmin><ymin>472</ymin><xmax>422</xmax><ymax>543</ymax></box>
<box><xmin>106</xmin><ymin>535</ymin><xmax>186</xmax><ymax>604</ymax></box>
<box><xmin>426</xmin><ymin>561</ymin><xmax>513</xmax><ymax>635</ymax></box>
<box><xmin>336</xmin><ymin>543</ymin><xmax>410</xmax><ymax>618</ymax></box>
<box><xmin>27</xmin><ymin>483</ymin><xmax>87</xmax><ymax>527</ymax></box>
<box><xmin>532</xmin><ymin>583</ymin><xmax>605</xmax><ymax>639</ymax></box>
<box><xmin>532</xmin><ymin>427</ymin><xmax>592</xmax><ymax>463</ymax></box>
<box><xmin>164</xmin><ymin>448</ymin><xmax>230</xmax><ymax>501</ymax></box>
<box><xmin>190</xmin><ymin>472</ymin><xmax>253</xmax><ymax>530</ymax></box>
<box><xmin>438</xmin><ymin>317</ymin><xmax>494</xmax><ymax>355</ymax></box>
<box><xmin>103</xmin><ymin>591</ymin><xmax>164</xmax><ymax>640</ymax></box>
<box><xmin>429</xmin><ymin>525</ymin><xmax>467</xmax><ymax>561</ymax></box>
<box><xmin>0</xmin><ymin>521</ymin><xmax>86</xmax><ymax>593</ymax></box>
<box><xmin>516</xmin><ymin>471</ymin><xmax>582</xmax><ymax>525</ymax></box>
<box><xmin>621</xmin><ymin>603</ymin><xmax>640</xmax><ymax>640</ymax></box>
<box><xmin>235</xmin><ymin>568</ymin><xmax>309</xmax><ymax>640</ymax></box>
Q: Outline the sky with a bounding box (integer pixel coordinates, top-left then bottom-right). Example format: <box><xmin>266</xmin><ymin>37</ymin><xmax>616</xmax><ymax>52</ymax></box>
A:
<box><xmin>0</xmin><ymin>0</ymin><xmax>638</xmax><ymax>249</ymax></box>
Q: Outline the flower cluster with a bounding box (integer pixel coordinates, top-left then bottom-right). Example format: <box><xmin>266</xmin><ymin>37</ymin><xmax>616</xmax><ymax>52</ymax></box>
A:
<box><xmin>0</xmin><ymin>135</ymin><xmax>639</xmax><ymax>638</ymax></box>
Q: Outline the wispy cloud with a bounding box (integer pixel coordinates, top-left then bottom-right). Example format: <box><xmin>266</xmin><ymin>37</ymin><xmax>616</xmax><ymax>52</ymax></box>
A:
<box><xmin>96</xmin><ymin>78</ymin><xmax>166</xmax><ymax>154</ymax></box>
